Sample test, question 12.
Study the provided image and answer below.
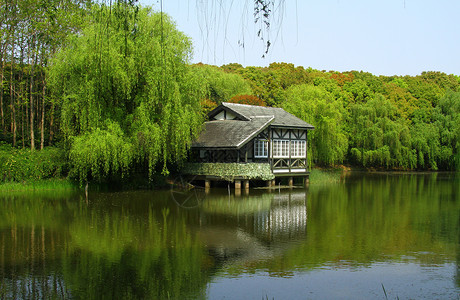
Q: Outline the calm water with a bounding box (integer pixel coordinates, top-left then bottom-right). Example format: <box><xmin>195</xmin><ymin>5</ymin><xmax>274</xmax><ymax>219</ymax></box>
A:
<box><xmin>0</xmin><ymin>173</ymin><xmax>459</xmax><ymax>299</ymax></box>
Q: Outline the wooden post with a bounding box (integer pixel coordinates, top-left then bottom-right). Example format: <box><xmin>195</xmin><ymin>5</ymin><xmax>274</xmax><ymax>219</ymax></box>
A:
<box><xmin>289</xmin><ymin>177</ymin><xmax>293</xmax><ymax>187</ymax></box>
<box><xmin>244</xmin><ymin>180</ymin><xmax>249</xmax><ymax>190</ymax></box>
<box><xmin>235</xmin><ymin>180</ymin><xmax>241</xmax><ymax>190</ymax></box>
<box><xmin>205</xmin><ymin>179</ymin><xmax>211</xmax><ymax>189</ymax></box>
<box><xmin>271</xmin><ymin>179</ymin><xmax>276</xmax><ymax>187</ymax></box>
<box><xmin>268</xmin><ymin>126</ymin><xmax>273</xmax><ymax>172</ymax></box>
<box><xmin>304</xmin><ymin>176</ymin><xmax>310</xmax><ymax>187</ymax></box>
<box><xmin>235</xmin><ymin>180</ymin><xmax>242</xmax><ymax>197</ymax></box>
<box><xmin>289</xmin><ymin>130</ymin><xmax>291</xmax><ymax>173</ymax></box>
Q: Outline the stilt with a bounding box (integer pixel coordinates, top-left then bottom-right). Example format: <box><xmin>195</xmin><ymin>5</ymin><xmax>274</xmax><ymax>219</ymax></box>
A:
<box><xmin>235</xmin><ymin>180</ymin><xmax>241</xmax><ymax>190</ymax></box>
<box><xmin>288</xmin><ymin>177</ymin><xmax>293</xmax><ymax>187</ymax></box>
<box><xmin>205</xmin><ymin>179</ymin><xmax>211</xmax><ymax>189</ymax></box>
<box><xmin>244</xmin><ymin>180</ymin><xmax>249</xmax><ymax>190</ymax></box>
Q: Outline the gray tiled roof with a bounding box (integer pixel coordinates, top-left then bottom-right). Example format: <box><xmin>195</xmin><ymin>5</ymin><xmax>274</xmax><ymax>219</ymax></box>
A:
<box><xmin>218</xmin><ymin>102</ymin><xmax>315</xmax><ymax>129</ymax></box>
<box><xmin>192</xmin><ymin>103</ymin><xmax>314</xmax><ymax>149</ymax></box>
<box><xmin>192</xmin><ymin>116</ymin><xmax>274</xmax><ymax>149</ymax></box>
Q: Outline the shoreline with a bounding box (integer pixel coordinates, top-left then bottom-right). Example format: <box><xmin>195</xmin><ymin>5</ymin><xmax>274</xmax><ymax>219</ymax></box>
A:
<box><xmin>1</xmin><ymin>168</ymin><xmax>457</xmax><ymax>193</ymax></box>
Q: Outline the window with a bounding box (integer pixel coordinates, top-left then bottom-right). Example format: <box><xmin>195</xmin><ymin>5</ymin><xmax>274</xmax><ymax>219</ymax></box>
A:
<box><xmin>254</xmin><ymin>139</ymin><xmax>268</xmax><ymax>158</ymax></box>
<box><xmin>272</xmin><ymin>140</ymin><xmax>290</xmax><ymax>158</ymax></box>
<box><xmin>291</xmin><ymin>140</ymin><xmax>306</xmax><ymax>158</ymax></box>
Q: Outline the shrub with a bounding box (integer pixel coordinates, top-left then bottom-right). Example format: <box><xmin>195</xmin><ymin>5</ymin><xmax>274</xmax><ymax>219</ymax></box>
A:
<box><xmin>182</xmin><ymin>163</ymin><xmax>275</xmax><ymax>181</ymax></box>
<box><xmin>0</xmin><ymin>143</ymin><xmax>68</xmax><ymax>182</ymax></box>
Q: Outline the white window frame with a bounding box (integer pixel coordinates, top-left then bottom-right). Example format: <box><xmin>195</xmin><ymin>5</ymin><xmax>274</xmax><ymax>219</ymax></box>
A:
<box><xmin>254</xmin><ymin>139</ymin><xmax>269</xmax><ymax>158</ymax></box>
<box><xmin>290</xmin><ymin>140</ymin><xmax>306</xmax><ymax>158</ymax></box>
<box><xmin>272</xmin><ymin>140</ymin><xmax>290</xmax><ymax>158</ymax></box>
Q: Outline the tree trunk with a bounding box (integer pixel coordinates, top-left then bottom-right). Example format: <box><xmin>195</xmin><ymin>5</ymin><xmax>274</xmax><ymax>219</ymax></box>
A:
<box><xmin>19</xmin><ymin>43</ymin><xmax>25</xmax><ymax>148</ymax></box>
<box><xmin>10</xmin><ymin>43</ymin><xmax>16</xmax><ymax>147</ymax></box>
<box><xmin>0</xmin><ymin>53</ymin><xmax>5</xmax><ymax>136</ymax></box>
<box><xmin>49</xmin><ymin>102</ymin><xmax>54</xmax><ymax>146</ymax></box>
<box><xmin>40</xmin><ymin>74</ymin><xmax>45</xmax><ymax>150</ymax></box>
<box><xmin>21</xmin><ymin>101</ymin><xmax>25</xmax><ymax>148</ymax></box>
<box><xmin>29</xmin><ymin>46</ymin><xmax>36</xmax><ymax>151</ymax></box>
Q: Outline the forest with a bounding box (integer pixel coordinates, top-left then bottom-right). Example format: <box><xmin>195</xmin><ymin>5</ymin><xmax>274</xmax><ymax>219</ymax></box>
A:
<box><xmin>1</xmin><ymin>0</ymin><xmax>459</xmax><ymax>185</ymax></box>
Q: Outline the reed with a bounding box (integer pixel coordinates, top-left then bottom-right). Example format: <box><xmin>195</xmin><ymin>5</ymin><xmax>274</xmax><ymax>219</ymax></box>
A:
<box><xmin>309</xmin><ymin>168</ymin><xmax>343</xmax><ymax>184</ymax></box>
<box><xmin>0</xmin><ymin>178</ymin><xmax>78</xmax><ymax>193</ymax></box>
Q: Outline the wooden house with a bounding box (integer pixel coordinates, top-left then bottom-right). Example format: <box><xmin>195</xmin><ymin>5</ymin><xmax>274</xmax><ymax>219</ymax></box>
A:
<box><xmin>188</xmin><ymin>102</ymin><xmax>314</xmax><ymax>188</ymax></box>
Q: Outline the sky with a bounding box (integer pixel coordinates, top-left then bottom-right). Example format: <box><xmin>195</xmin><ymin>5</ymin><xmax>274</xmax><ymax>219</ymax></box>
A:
<box><xmin>139</xmin><ymin>0</ymin><xmax>460</xmax><ymax>76</ymax></box>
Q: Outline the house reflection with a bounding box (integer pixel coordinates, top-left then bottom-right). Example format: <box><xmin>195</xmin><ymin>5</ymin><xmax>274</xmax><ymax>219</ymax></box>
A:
<box><xmin>255</xmin><ymin>191</ymin><xmax>307</xmax><ymax>243</ymax></box>
<box><xmin>196</xmin><ymin>189</ymin><xmax>308</xmax><ymax>271</ymax></box>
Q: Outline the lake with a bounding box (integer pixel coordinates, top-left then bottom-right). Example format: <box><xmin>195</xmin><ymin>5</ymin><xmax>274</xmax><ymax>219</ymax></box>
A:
<box><xmin>0</xmin><ymin>172</ymin><xmax>459</xmax><ymax>299</ymax></box>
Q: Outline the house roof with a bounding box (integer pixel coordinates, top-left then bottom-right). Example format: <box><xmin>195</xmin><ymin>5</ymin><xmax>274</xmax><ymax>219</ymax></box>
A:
<box><xmin>209</xmin><ymin>102</ymin><xmax>315</xmax><ymax>129</ymax></box>
<box><xmin>192</xmin><ymin>116</ymin><xmax>274</xmax><ymax>149</ymax></box>
<box><xmin>192</xmin><ymin>102</ymin><xmax>314</xmax><ymax>149</ymax></box>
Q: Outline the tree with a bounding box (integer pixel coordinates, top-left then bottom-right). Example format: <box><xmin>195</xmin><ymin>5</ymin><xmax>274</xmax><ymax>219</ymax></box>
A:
<box><xmin>434</xmin><ymin>91</ymin><xmax>460</xmax><ymax>170</ymax></box>
<box><xmin>191</xmin><ymin>64</ymin><xmax>252</xmax><ymax>105</ymax></box>
<box><xmin>283</xmin><ymin>84</ymin><xmax>348</xmax><ymax>166</ymax></box>
<box><xmin>0</xmin><ymin>0</ymin><xmax>90</xmax><ymax>149</ymax></box>
<box><xmin>228</xmin><ymin>94</ymin><xmax>265</xmax><ymax>106</ymax></box>
<box><xmin>49</xmin><ymin>4</ymin><xmax>204</xmax><ymax>182</ymax></box>
<box><xmin>348</xmin><ymin>94</ymin><xmax>415</xmax><ymax>169</ymax></box>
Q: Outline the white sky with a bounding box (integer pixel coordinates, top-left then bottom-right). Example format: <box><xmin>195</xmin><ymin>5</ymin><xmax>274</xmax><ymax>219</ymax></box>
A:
<box><xmin>139</xmin><ymin>0</ymin><xmax>460</xmax><ymax>76</ymax></box>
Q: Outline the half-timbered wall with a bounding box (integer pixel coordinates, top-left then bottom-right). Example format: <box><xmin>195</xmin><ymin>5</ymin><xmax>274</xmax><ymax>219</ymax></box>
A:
<box><xmin>252</xmin><ymin>129</ymin><xmax>269</xmax><ymax>163</ymax></box>
<box><xmin>196</xmin><ymin>145</ymin><xmax>253</xmax><ymax>163</ymax></box>
<box><xmin>270</xmin><ymin>127</ymin><xmax>308</xmax><ymax>174</ymax></box>
<box><xmin>192</xmin><ymin>127</ymin><xmax>308</xmax><ymax>175</ymax></box>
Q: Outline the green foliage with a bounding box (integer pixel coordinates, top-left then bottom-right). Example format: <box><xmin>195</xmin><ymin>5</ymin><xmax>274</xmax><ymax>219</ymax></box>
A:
<box><xmin>308</xmin><ymin>168</ymin><xmax>342</xmax><ymax>184</ymax></box>
<box><xmin>191</xmin><ymin>64</ymin><xmax>252</xmax><ymax>104</ymax></box>
<box><xmin>390</xmin><ymin>77</ymin><xmax>409</xmax><ymax>89</ymax></box>
<box><xmin>69</xmin><ymin>121</ymin><xmax>134</xmax><ymax>182</ymax></box>
<box><xmin>220</xmin><ymin>64</ymin><xmax>460</xmax><ymax>170</ymax></box>
<box><xmin>410</xmin><ymin>122</ymin><xmax>441</xmax><ymax>169</ymax></box>
<box><xmin>233</xmin><ymin>63</ymin><xmax>308</xmax><ymax>107</ymax></box>
<box><xmin>183</xmin><ymin>163</ymin><xmax>275</xmax><ymax>181</ymax></box>
<box><xmin>348</xmin><ymin>94</ymin><xmax>416</xmax><ymax>169</ymax></box>
<box><xmin>434</xmin><ymin>91</ymin><xmax>460</xmax><ymax>169</ymax></box>
<box><xmin>0</xmin><ymin>178</ymin><xmax>76</xmax><ymax>193</ymax></box>
<box><xmin>0</xmin><ymin>143</ymin><xmax>67</xmax><ymax>182</ymax></box>
<box><xmin>343</xmin><ymin>79</ymin><xmax>374</xmax><ymax>103</ymax></box>
<box><xmin>49</xmin><ymin>5</ymin><xmax>204</xmax><ymax>182</ymax></box>
<box><xmin>283</xmin><ymin>84</ymin><xmax>348</xmax><ymax>166</ymax></box>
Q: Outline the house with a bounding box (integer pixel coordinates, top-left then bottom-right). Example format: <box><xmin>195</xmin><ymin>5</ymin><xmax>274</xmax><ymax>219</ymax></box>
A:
<box><xmin>187</xmin><ymin>102</ymin><xmax>314</xmax><ymax>189</ymax></box>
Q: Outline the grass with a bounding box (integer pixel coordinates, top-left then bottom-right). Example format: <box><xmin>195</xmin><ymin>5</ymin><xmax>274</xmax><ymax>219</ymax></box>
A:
<box><xmin>0</xmin><ymin>178</ymin><xmax>79</xmax><ymax>193</ymax></box>
<box><xmin>309</xmin><ymin>167</ymin><xmax>343</xmax><ymax>184</ymax></box>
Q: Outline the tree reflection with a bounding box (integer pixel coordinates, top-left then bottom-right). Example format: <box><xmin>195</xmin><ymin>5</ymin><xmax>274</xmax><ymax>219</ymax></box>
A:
<box><xmin>0</xmin><ymin>173</ymin><xmax>458</xmax><ymax>298</ymax></box>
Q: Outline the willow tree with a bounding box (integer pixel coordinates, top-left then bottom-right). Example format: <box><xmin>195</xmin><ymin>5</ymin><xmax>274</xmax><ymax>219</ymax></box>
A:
<box><xmin>283</xmin><ymin>84</ymin><xmax>348</xmax><ymax>166</ymax></box>
<box><xmin>49</xmin><ymin>4</ymin><xmax>204</xmax><ymax>182</ymax></box>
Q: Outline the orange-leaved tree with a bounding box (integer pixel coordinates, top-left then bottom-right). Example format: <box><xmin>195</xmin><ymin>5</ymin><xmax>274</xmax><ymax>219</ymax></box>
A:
<box><xmin>228</xmin><ymin>94</ymin><xmax>265</xmax><ymax>106</ymax></box>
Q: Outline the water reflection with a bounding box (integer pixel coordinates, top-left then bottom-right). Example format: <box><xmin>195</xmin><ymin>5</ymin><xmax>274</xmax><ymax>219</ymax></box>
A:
<box><xmin>0</xmin><ymin>173</ymin><xmax>458</xmax><ymax>299</ymax></box>
<box><xmin>197</xmin><ymin>190</ymin><xmax>308</xmax><ymax>274</ymax></box>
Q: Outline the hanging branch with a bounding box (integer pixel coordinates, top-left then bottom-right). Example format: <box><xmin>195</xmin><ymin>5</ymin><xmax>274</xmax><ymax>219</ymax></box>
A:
<box><xmin>254</xmin><ymin>0</ymin><xmax>273</xmax><ymax>58</ymax></box>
